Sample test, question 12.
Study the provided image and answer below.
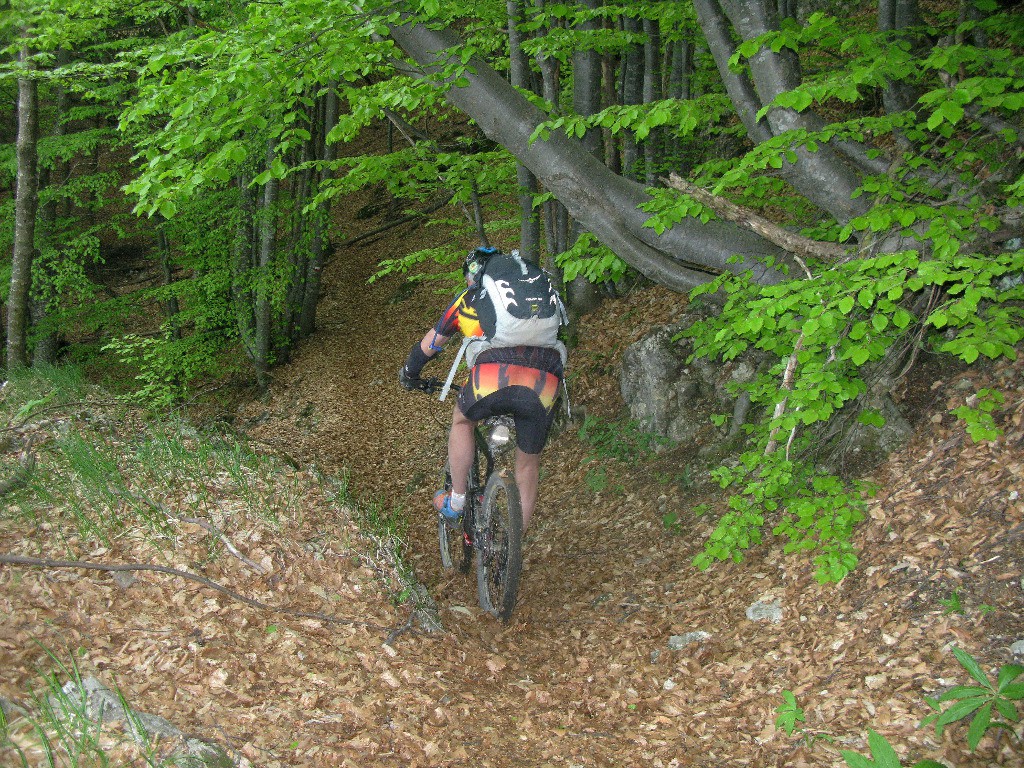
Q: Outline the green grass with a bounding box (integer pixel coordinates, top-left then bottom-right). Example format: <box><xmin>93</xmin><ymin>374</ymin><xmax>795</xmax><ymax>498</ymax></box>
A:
<box><xmin>2</xmin><ymin>365</ymin><xmax>305</xmax><ymax>553</ymax></box>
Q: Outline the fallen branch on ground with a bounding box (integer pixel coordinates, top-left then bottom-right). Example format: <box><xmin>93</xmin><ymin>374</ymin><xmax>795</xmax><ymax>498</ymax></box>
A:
<box><xmin>0</xmin><ymin>553</ymin><xmax>390</xmax><ymax>633</ymax></box>
<box><xmin>122</xmin><ymin>487</ymin><xmax>269</xmax><ymax>576</ymax></box>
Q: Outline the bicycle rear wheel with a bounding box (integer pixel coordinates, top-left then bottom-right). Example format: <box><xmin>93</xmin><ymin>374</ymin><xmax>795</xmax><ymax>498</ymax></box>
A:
<box><xmin>475</xmin><ymin>470</ymin><xmax>523</xmax><ymax>622</ymax></box>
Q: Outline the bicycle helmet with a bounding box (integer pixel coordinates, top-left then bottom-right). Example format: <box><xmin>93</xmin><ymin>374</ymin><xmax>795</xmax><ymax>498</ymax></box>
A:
<box><xmin>463</xmin><ymin>246</ymin><xmax>498</xmax><ymax>284</ymax></box>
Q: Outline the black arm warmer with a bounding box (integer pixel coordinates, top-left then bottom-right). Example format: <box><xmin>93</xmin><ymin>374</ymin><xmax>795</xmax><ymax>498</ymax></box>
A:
<box><xmin>403</xmin><ymin>342</ymin><xmax>433</xmax><ymax>379</ymax></box>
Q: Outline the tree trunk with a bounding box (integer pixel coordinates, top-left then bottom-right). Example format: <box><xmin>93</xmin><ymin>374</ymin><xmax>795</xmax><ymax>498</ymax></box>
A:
<box><xmin>254</xmin><ymin>140</ymin><xmax>278</xmax><ymax>390</ymax></box>
<box><xmin>387</xmin><ymin>17</ymin><xmax>798</xmax><ymax>290</ymax></box>
<box><xmin>508</xmin><ymin>0</ymin><xmax>542</xmax><ymax>262</ymax></box>
<box><xmin>568</xmin><ymin>0</ymin><xmax>605</xmax><ymax>313</ymax></box>
<box><xmin>642</xmin><ymin>18</ymin><xmax>662</xmax><ymax>185</ymax></box>
<box><xmin>620</xmin><ymin>15</ymin><xmax>643</xmax><ymax>179</ymax></box>
<box><xmin>299</xmin><ymin>85</ymin><xmax>339</xmax><ymax>338</ymax></box>
<box><xmin>33</xmin><ymin>49</ymin><xmax>69</xmax><ymax>367</ymax></box>
<box><xmin>158</xmin><ymin>223</ymin><xmax>181</xmax><ymax>341</ymax></box>
<box><xmin>878</xmin><ymin>0</ymin><xmax>926</xmax><ymax>115</ymax></box>
<box><xmin>8</xmin><ymin>47</ymin><xmax>40</xmax><ymax>370</ymax></box>
<box><xmin>693</xmin><ymin>0</ymin><xmax>774</xmax><ymax>145</ymax></box>
<box><xmin>233</xmin><ymin>169</ymin><xmax>258</xmax><ymax>362</ymax></box>
<box><xmin>717</xmin><ymin>0</ymin><xmax>870</xmax><ymax>222</ymax></box>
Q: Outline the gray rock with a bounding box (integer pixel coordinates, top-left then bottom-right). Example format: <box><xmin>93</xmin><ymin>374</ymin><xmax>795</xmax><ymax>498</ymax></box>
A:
<box><xmin>620</xmin><ymin>326</ymin><xmax>688</xmax><ymax>439</ymax></box>
<box><xmin>746</xmin><ymin>599</ymin><xmax>783</xmax><ymax>624</ymax></box>
<box><xmin>1011</xmin><ymin>640</ymin><xmax>1024</xmax><ymax>658</ymax></box>
<box><xmin>668</xmin><ymin>631</ymin><xmax>712</xmax><ymax>650</ymax></box>
<box><xmin>54</xmin><ymin>677</ymin><xmax>232</xmax><ymax>766</ymax></box>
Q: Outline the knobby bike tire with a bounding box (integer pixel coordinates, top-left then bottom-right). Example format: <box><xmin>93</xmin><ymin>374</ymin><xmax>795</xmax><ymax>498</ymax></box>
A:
<box><xmin>475</xmin><ymin>470</ymin><xmax>523</xmax><ymax>622</ymax></box>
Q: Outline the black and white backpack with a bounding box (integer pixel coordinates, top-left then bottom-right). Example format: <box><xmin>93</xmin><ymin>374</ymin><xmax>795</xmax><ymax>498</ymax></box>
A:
<box><xmin>440</xmin><ymin>251</ymin><xmax>568</xmax><ymax>400</ymax></box>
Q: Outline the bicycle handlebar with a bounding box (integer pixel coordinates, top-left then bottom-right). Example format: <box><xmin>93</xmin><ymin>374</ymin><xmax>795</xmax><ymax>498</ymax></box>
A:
<box><xmin>409</xmin><ymin>377</ymin><xmax>461</xmax><ymax>396</ymax></box>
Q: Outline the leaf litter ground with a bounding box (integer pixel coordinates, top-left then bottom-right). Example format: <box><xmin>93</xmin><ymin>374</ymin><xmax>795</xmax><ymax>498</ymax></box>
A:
<box><xmin>2</xmin><ymin>187</ymin><xmax>1024</xmax><ymax>767</ymax></box>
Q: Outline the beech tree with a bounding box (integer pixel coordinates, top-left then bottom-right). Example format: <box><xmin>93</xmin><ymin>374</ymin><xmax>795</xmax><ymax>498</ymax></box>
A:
<box><xmin>8</xmin><ymin>42</ymin><xmax>39</xmax><ymax>370</ymax></box>
<box><xmin>4</xmin><ymin>0</ymin><xmax>1020</xmax><ymax>579</ymax></box>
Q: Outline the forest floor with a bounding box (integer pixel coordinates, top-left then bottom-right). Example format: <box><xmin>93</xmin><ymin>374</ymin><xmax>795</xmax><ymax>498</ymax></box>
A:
<box><xmin>3</xmin><ymin>157</ymin><xmax>1024</xmax><ymax>767</ymax></box>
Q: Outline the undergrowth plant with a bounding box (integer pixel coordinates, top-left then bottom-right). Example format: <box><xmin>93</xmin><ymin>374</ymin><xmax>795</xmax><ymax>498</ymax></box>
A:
<box><xmin>776</xmin><ymin>647</ymin><xmax>1023</xmax><ymax>767</ymax></box>
<box><xmin>920</xmin><ymin>647</ymin><xmax>1024</xmax><ymax>752</ymax></box>
<box><xmin>678</xmin><ymin>241</ymin><xmax>1024</xmax><ymax>582</ymax></box>
<box><xmin>2</xmin><ymin>366</ymin><xmax>302</xmax><ymax>553</ymax></box>
<box><xmin>577</xmin><ymin>415</ymin><xmax>671</xmax><ymax>494</ymax></box>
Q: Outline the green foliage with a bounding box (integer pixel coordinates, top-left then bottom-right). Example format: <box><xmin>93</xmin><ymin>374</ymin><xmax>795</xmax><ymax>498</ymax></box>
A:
<box><xmin>584</xmin><ymin>464</ymin><xmax>610</xmax><ymax>494</ymax></box>
<box><xmin>775</xmin><ymin>690</ymin><xmax>835</xmax><ymax>747</ymax></box>
<box><xmin>577</xmin><ymin>415</ymin><xmax>670</xmax><ymax>462</ymax></box>
<box><xmin>776</xmin><ymin>690</ymin><xmax>806</xmax><ymax>736</ymax></box>
<box><xmin>679</xmin><ymin>238</ymin><xmax>1022</xmax><ymax>580</ymax></box>
<box><xmin>920</xmin><ymin>647</ymin><xmax>1024</xmax><ymax>752</ymax></box>
<box><xmin>555</xmin><ymin>232</ymin><xmax>630</xmax><ymax>285</ymax></box>
<box><xmin>841</xmin><ymin>729</ymin><xmax>947</xmax><ymax>768</ymax></box>
<box><xmin>939</xmin><ymin>590</ymin><xmax>964</xmax><ymax>616</ymax></box>
<box><xmin>102</xmin><ymin>329</ymin><xmax>234</xmax><ymax>408</ymax></box>
<box><xmin>950</xmin><ymin>389</ymin><xmax>1004</xmax><ymax>442</ymax></box>
<box><xmin>576</xmin><ymin>416</ymin><xmax>668</xmax><ymax>497</ymax></box>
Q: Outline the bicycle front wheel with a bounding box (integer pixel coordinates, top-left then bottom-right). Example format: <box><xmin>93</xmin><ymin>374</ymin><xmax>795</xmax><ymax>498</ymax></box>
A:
<box><xmin>475</xmin><ymin>470</ymin><xmax>523</xmax><ymax>622</ymax></box>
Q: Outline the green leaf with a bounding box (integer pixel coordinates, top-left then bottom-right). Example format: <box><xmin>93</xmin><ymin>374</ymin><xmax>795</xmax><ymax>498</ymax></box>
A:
<box><xmin>996</xmin><ymin>665</ymin><xmax>1024</xmax><ymax>692</ymax></box>
<box><xmin>993</xmin><ymin>697</ymin><xmax>1019</xmax><ymax>720</ymax></box>
<box><xmin>866</xmin><ymin>729</ymin><xmax>902</xmax><ymax>768</ymax></box>
<box><xmin>952</xmin><ymin>647</ymin><xmax>991</xmax><ymax>687</ymax></box>
<box><xmin>967</xmin><ymin>702</ymin><xmax>993</xmax><ymax>750</ymax></box>
<box><xmin>934</xmin><ymin>697</ymin><xmax>988</xmax><ymax>732</ymax></box>
<box><xmin>841</xmin><ymin>751</ymin><xmax>872</xmax><ymax>768</ymax></box>
<box><xmin>999</xmin><ymin>682</ymin><xmax>1024</xmax><ymax>700</ymax></box>
<box><xmin>936</xmin><ymin>685</ymin><xmax>989</xmax><ymax>702</ymax></box>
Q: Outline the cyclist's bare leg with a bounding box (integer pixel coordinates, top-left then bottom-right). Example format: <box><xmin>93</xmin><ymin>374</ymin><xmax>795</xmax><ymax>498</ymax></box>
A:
<box><xmin>448</xmin><ymin>405</ymin><xmax>477</xmax><ymax>500</ymax></box>
<box><xmin>514</xmin><ymin>448</ymin><xmax>540</xmax><ymax>531</ymax></box>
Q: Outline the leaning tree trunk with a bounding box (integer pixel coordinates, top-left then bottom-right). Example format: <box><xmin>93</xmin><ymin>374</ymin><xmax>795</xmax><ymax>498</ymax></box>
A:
<box><xmin>387</xmin><ymin>16</ymin><xmax>798</xmax><ymax>291</ymax></box>
<box><xmin>8</xmin><ymin>46</ymin><xmax>40</xmax><ymax>371</ymax></box>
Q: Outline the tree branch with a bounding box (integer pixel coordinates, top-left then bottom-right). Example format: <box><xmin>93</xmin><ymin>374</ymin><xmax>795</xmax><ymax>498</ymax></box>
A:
<box><xmin>665</xmin><ymin>174</ymin><xmax>849</xmax><ymax>262</ymax></box>
<box><xmin>0</xmin><ymin>553</ymin><xmax>390</xmax><ymax>633</ymax></box>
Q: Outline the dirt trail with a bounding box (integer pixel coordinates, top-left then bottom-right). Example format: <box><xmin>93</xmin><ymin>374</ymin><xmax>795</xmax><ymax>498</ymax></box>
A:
<box><xmin>2</xmin><ymin>176</ymin><xmax>1021</xmax><ymax>768</ymax></box>
<box><xmin>233</xmin><ymin>197</ymin><xmax>1024</xmax><ymax>768</ymax></box>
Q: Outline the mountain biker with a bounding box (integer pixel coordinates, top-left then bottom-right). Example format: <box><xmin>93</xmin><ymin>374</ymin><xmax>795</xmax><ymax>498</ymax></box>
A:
<box><xmin>398</xmin><ymin>246</ymin><xmax>566</xmax><ymax>532</ymax></box>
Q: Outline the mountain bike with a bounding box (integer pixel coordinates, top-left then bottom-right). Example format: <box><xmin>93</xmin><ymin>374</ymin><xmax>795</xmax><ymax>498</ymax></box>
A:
<box><xmin>411</xmin><ymin>378</ymin><xmax>523</xmax><ymax>622</ymax></box>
